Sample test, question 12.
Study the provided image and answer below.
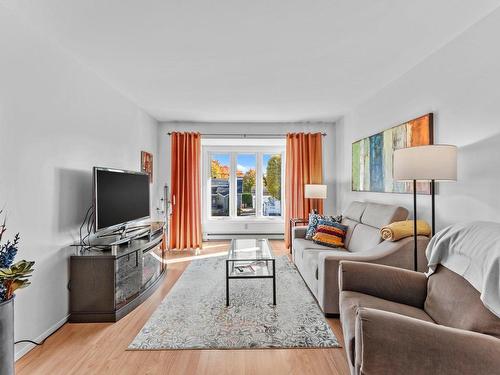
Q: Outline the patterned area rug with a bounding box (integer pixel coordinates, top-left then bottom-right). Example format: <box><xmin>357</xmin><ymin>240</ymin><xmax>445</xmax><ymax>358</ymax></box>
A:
<box><xmin>128</xmin><ymin>256</ymin><xmax>340</xmax><ymax>350</ymax></box>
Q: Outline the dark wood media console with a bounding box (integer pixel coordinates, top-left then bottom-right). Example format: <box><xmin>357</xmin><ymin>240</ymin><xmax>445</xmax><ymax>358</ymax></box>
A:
<box><xmin>69</xmin><ymin>222</ymin><xmax>166</xmax><ymax>322</ymax></box>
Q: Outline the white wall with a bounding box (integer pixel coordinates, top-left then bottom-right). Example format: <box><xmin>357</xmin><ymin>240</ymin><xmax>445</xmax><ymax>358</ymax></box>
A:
<box><xmin>335</xmin><ymin>8</ymin><xmax>500</xmax><ymax>231</ymax></box>
<box><xmin>158</xmin><ymin>122</ymin><xmax>337</xmax><ymax>237</ymax></box>
<box><xmin>0</xmin><ymin>8</ymin><xmax>159</xmax><ymax>359</ymax></box>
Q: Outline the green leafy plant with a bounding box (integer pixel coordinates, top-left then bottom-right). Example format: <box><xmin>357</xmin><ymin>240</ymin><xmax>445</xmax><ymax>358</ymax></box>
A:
<box><xmin>242</xmin><ymin>169</ymin><xmax>256</xmax><ymax>193</ymax></box>
<box><xmin>0</xmin><ymin>260</ymin><xmax>35</xmax><ymax>301</ymax></box>
<box><xmin>0</xmin><ymin>210</ymin><xmax>34</xmax><ymax>302</ymax></box>
<box><xmin>241</xmin><ymin>193</ymin><xmax>253</xmax><ymax>207</ymax></box>
<box><xmin>264</xmin><ymin>155</ymin><xmax>281</xmax><ymax>200</ymax></box>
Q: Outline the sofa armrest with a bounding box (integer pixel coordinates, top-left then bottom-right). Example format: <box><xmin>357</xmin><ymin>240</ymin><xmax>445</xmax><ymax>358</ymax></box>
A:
<box><xmin>317</xmin><ymin>235</ymin><xmax>429</xmax><ymax>314</ymax></box>
<box><xmin>339</xmin><ymin>261</ymin><xmax>427</xmax><ymax>308</ymax></box>
<box><xmin>328</xmin><ymin>235</ymin><xmax>428</xmax><ymax>263</ymax></box>
<box><xmin>355</xmin><ymin>308</ymin><xmax>500</xmax><ymax>375</ymax></box>
<box><xmin>292</xmin><ymin>226</ymin><xmax>307</xmax><ymax>240</ymax></box>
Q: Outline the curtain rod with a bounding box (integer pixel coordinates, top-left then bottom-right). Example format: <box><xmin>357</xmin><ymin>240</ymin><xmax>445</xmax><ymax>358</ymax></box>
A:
<box><xmin>167</xmin><ymin>132</ymin><xmax>326</xmax><ymax>139</ymax></box>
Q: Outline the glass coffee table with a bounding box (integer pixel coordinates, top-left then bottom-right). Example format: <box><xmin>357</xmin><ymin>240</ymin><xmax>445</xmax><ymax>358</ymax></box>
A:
<box><xmin>226</xmin><ymin>239</ymin><xmax>276</xmax><ymax>306</ymax></box>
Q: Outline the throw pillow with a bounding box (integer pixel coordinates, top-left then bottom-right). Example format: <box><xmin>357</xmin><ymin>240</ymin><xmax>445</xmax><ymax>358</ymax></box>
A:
<box><xmin>305</xmin><ymin>214</ymin><xmax>343</xmax><ymax>240</ymax></box>
<box><xmin>305</xmin><ymin>213</ymin><xmax>321</xmax><ymax>239</ymax></box>
<box><xmin>312</xmin><ymin>221</ymin><xmax>349</xmax><ymax>248</ymax></box>
<box><xmin>318</xmin><ymin>218</ymin><xmax>345</xmax><ymax>227</ymax></box>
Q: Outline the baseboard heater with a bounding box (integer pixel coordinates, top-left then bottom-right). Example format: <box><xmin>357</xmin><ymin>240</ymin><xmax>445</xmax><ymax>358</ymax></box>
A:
<box><xmin>204</xmin><ymin>233</ymin><xmax>284</xmax><ymax>240</ymax></box>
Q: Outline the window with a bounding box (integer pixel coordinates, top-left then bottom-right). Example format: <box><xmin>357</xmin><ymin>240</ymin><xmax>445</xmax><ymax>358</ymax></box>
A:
<box><xmin>210</xmin><ymin>153</ymin><xmax>230</xmax><ymax>216</ymax></box>
<box><xmin>204</xmin><ymin>146</ymin><xmax>284</xmax><ymax>220</ymax></box>
<box><xmin>237</xmin><ymin>154</ymin><xmax>256</xmax><ymax>216</ymax></box>
<box><xmin>262</xmin><ymin>153</ymin><xmax>282</xmax><ymax>216</ymax></box>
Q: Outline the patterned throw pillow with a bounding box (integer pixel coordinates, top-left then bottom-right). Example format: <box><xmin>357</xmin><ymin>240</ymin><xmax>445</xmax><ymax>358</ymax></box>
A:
<box><xmin>318</xmin><ymin>217</ymin><xmax>344</xmax><ymax>227</ymax></box>
<box><xmin>332</xmin><ymin>214</ymin><xmax>343</xmax><ymax>223</ymax></box>
<box><xmin>312</xmin><ymin>220</ymin><xmax>349</xmax><ymax>248</ymax></box>
<box><xmin>305</xmin><ymin>214</ymin><xmax>343</xmax><ymax>240</ymax></box>
<box><xmin>305</xmin><ymin>213</ymin><xmax>321</xmax><ymax>239</ymax></box>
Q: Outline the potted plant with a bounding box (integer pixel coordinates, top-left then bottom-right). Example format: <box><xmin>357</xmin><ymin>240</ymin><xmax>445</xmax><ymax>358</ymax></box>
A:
<box><xmin>0</xmin><ymin>211</ymin><xmax>35</xmax><ymax>375</ymax></box>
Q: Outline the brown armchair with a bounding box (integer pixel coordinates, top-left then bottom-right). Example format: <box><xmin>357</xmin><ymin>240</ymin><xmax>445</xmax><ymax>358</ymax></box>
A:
<box><xmin>339</xmin><ymin>261</ymin><xmax>500</xmax><ymax>375</ymax></box>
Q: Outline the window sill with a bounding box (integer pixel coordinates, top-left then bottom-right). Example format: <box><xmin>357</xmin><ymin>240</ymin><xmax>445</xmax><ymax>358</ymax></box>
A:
<box><xmin>207</xmin><ymin>217</ymin><xmax>284</xmax><ymax>223</ymax></box>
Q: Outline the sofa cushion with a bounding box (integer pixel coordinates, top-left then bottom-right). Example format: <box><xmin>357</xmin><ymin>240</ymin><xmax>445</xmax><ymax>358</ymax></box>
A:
<box><xmin>361</xmin><ymin>202</ymin><xmax>408</xmax><ymax>229</ymax></box>
<box><xmin>346</xmin><ymin>224</ymin><xmax>382</xmax><ymax>252</ymax></box>
<box><xmin>425</xmin><ymin>265</ymin><xmax>500</xmax><ymax>339</ymax></box>
<box><xmin>293</xmin><ymin>238</ymin><xmax>335</xmax><ymax>257</ymax></box>
<box><xmin>341</xmin><ymin>218</ymin><xmax>358</xmax><ymax>248</ymax></box>
<box><xmin>343</xmin><ymin>201</ymin><xmax>366</xmax><ymax>222</ymax></box>
<box><xmin>293</xmin><ymin>238</ymin><xmax>337</xmax><ymax>276</ymax></box>
<box><xmin>340</xmin><ymin>291</ymin><xmax>434</xmax><ymax>366</ymax></box>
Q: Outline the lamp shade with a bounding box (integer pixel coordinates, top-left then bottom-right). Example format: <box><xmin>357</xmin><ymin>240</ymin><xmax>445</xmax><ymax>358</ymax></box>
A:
<box><xmin>393</xmin><ymin>145</ymin><xmax>457</xmax><ymax>181</ymax></box>
<box><xmin>304</xmin><ymin>184</ymin><xmax>327</xmax><ymax>199</ymax></box>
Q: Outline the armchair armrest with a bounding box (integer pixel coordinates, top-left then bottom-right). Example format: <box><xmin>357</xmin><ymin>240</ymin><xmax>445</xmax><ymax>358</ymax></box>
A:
<box><xmin>339</xmin><ymin>261</ymin><xmax>427</xmax><ymax>308</ymax></box>
<box><xmin>317</xmin><ymin>236</ymin><xmax>429</xmax><ymax>314</ymax></box>
<box><xmin>355</xmin><ymin>308</ymin><xmax>500</xmax><ymax>375</ymax></box>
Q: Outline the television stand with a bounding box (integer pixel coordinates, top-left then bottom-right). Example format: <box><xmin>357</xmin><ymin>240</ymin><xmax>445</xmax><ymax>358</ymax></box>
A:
<box><xmin>69</xmin><ymin>222</ymin><xmax>166</xmax><ymax>322</ymax></box>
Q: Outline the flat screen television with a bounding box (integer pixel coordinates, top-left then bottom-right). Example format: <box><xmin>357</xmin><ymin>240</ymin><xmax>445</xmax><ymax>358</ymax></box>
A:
<box><xmin>93</xmin><ymin>167</ymin><xmax>150</xmax><ymax>232</ymax></box>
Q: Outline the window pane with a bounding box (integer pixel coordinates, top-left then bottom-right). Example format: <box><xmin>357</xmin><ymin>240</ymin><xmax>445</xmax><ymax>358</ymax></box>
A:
<box><xmin>210</xmin><ymin>154</ymin><xmax>230</xmax><ymax>216</ymax></box>
<box><xmin>237</xmin><ymin>154</ymin><xmax>256</xmax><ymax>216</ymax></box>
<box><xmin>263</xmin><ymin>154</ymin><xmax>282</xmax><ymax>216</ymax></box>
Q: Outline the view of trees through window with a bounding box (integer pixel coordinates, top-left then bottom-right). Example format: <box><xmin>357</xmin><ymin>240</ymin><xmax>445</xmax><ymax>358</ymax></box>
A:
<box><xmin>237</xmin><ymin>154</ymin><xmax>256</xmax><ymax>216</ymax></box>
<box><xmin>210</xmin><ymin>154</ymin><xmax>230</xmax><ymax>216</ymax></box>
<box><xmin>263</xmin><ymin>154</ymin><xmax>282</xmax><ymax>216</ymax></box>
<box><xmin>208</xmin><ymin>150</ymin><xmax>283</xmax><ymax>218</ymax></box>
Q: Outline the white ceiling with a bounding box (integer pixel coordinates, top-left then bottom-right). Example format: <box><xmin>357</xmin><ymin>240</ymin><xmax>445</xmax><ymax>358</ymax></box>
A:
<box><xmin>3</xmin><ymin>0</ymin><xmax>500</xmax><ymax>122</ymax></box>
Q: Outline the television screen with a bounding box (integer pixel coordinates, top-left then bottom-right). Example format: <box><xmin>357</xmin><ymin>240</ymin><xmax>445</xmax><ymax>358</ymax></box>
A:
<box><xmin>94</xmin><ymin>167</ymin><xmax>150</xmax><ymax>231</ymax></box>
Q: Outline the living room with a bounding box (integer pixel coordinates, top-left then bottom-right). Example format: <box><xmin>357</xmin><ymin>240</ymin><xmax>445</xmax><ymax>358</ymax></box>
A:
<box><xmin>1</xmin><ymin>1</ymin><xmax>499</xmax><ymax>374</ymax></box>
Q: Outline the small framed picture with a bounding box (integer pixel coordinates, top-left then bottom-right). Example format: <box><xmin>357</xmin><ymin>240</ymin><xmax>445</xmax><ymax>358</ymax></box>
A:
<box><xmin>141</xmin><ymin>151</ymin><xmax>153</xmax><ymax>183</ymax></box>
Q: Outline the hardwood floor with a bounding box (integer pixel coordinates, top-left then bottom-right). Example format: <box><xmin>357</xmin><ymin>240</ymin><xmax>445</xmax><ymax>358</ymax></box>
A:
<box><xmin>16</xmin><ymin>240</ymin><xmax>350</xmax><ymax>375</ymax></box>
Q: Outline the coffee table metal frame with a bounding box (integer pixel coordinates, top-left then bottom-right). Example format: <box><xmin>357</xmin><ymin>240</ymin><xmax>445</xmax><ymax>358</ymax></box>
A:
<box><xmin>225</xmin><ymin>239</ymin><xmax>276</xmax><ymax>306</ymax></box>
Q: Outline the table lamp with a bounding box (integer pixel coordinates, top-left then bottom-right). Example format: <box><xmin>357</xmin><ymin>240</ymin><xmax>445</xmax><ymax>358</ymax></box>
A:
<box><xmin>304</xmin><ymin>184</ymin><xmax>327</xmax><ymax>214</ymax></box>
<box><xmin>393</xmin><ymin>144</ymin><xmax>457</xmax><ymax>271</ymax></box>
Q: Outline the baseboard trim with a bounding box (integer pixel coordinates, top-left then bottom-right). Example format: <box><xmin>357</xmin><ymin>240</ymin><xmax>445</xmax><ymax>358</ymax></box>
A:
<box><xmin>15</xmin><ymin>314</ymin><xmax>69</xmax><ymax>361</ymax></box>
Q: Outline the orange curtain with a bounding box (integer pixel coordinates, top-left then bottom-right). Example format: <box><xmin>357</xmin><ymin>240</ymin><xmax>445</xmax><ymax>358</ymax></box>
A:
<box><xmin>170</xmin><ymin>132</ymin><xmax>202</xmax><ymax>250</ymax></box>
<box><xmin>285</xmin><ymin>133</ymin><xmax>324</xmax><ymax>249</ymax></box>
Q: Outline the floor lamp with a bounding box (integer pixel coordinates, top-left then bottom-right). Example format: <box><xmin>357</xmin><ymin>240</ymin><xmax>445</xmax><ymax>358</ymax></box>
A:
<box><xmin>393</xmin><ymin>145</ymin><xmax>457</xmax><ymax>271</ymax></box>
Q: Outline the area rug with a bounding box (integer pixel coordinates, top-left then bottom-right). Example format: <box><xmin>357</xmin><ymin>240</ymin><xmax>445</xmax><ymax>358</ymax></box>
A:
<box><xmin>128</xmin><ymin>256</ymin><xmax>339</xmax><ymax>350</ymax></box>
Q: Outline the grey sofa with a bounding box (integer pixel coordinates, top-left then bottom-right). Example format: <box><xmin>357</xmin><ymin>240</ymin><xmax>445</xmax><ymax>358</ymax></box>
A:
<box><xmin>339</xmin><ymin>261</ymin><xmax>500</xmax><ymax>375</ymax></box>
<box><xmin>292</xmin><ymin>201</ymin><xmax>429</xmax><ymax>315</ymax></box>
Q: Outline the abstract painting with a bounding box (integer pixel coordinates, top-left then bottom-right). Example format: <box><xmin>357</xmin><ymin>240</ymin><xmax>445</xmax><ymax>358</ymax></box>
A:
<box><xmin>352</xmin><ymin>113</ymin><xmax>433</xmax><ymax>194</ymax></box>
<box><xmin>141</xmin><ymin>151</ymin><xmax>153</xmax><ymax>183</ymax></box>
